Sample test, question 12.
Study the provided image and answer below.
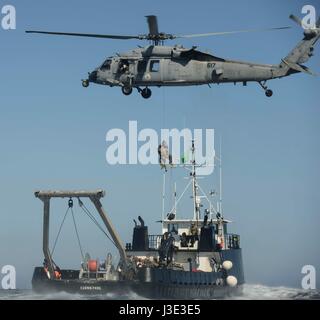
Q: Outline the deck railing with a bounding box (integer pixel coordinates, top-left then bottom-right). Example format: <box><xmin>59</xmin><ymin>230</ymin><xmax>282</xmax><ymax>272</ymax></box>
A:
<box><xmin>225</xmin><ymin>233</ymin><xmax>241</xmax><ymax>249</ymax></box>
<box><xmin>126</xmin><ymin>233</ymin><xmax>241</xmax><ymax>251</ymax></box>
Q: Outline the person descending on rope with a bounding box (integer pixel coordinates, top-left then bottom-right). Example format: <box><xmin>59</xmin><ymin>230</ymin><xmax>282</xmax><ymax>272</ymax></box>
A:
<box><xmin>158</xmin><ymin>141</ymin><xmax>173</xmax><ymax>172</ymax></box>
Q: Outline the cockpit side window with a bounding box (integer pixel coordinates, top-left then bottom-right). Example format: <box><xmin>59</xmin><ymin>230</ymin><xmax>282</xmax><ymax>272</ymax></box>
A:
<box><xmin>101</xmin><ymin>59</ymin><xmax>112</xmax><ymax>71</ymax></box>
<box><xmin>150</xmin><ymin>60</ymin><xmax>160</xmax><ymax>72</ymax></box>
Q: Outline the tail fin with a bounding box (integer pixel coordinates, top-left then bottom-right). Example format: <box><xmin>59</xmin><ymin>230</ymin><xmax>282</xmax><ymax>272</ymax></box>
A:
<box><xmin>280</xmin><ymin>14</ymin><xmax>320</xmax><ymax>74</ymax></box>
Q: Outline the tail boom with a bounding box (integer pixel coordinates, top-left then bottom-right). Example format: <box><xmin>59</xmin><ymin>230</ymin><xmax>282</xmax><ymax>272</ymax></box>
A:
<box><xmin>276</xmin><ymin>15</ymin><xmax>320</xmax><ymax>78</ymax></box>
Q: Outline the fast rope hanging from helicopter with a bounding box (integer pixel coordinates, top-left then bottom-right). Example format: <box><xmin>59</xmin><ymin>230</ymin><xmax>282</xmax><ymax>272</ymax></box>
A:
<box><xmin>50</xmin><ymin>197</ymin><xmax>116</xmax><ymax>261</ymax></box>
<box><xmin>159</xmin><ymin>87</ymin><xmax>177</xmax><ymax>223</ymax></box>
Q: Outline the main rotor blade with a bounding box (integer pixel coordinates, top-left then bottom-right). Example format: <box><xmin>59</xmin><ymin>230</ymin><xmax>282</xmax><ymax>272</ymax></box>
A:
<box><xmin>176</xmin><ymin>26</ymin><xmax>291</xmax><ymax>39</ymax></box>
<box><xmin>146</xmin><ymin>15</ymin><xmax>159</xmax><ymax>35</ymax></box>
<box><xmin>25</xmin><ymin>30</ymin><xmax>141</xmax><ymax>40</ymax></box>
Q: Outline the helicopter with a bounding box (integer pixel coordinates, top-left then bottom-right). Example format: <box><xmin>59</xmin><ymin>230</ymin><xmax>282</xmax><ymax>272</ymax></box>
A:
<box><xmin>26</xmin><ymin>14</ymin><xmax>319</xmax><ymax>99</ymax></box>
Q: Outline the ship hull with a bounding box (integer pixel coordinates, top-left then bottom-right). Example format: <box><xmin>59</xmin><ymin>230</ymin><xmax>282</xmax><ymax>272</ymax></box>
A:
<box><xmin>32</xmin><ymin>249</ymin><xmax>244</xmax><ymax>299</ymax></box>
<box><xmin>131</xmin><ymin>282</ymin><xmax>243</xmax><ymax>299</ymax></box>
<box><xmin>32</xmin><ymin>269</ymin><xmax>242</xmax><ymax>299</ymax></box>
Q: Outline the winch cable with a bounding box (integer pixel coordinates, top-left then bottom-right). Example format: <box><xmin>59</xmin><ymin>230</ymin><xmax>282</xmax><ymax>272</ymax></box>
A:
<box><xmin>77</xmin><ymin>198</ymin><xmax>116</xmax><ymax>247</ymax></box>
<box><xmin>51</xmin><ymin>206</ymin><xmax>70</xmax><ymax>256</ymax></box>
<box><xmin>69</xmin><ymin>199</ymin><xmax>85</xmax><ymax>262</ymax></box>
<box><xmin>162</xmin><ymin>87</ymin><xmax>166</xmax><ymax>129</ymax></box>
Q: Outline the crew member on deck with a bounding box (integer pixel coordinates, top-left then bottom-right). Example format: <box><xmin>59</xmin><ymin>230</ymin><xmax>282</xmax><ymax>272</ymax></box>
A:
<box><xmin>190</xmin><ymin>223</ymin><xmax>198</xmax><ymax>247</ymax></box>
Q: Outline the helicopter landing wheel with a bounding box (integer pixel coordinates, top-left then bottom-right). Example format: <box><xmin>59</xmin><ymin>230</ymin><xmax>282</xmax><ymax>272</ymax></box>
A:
<box><xmin>82</xmin><ymin>79</ymin><xmax>89</xmax><ymax>88</ymax></box>
<box><xmin>122</xmin><ymin>86</ymin><xmax>133</xmax><ymax>96</ymax></box>
<box><xmin>258</xmin><ymin>81</ymin><xmax>273</xmax><ymax>98</ymax></box>
<box><xmin>265</xmin><ymin>89</ymin><xmax>273</xmax><ymax>97</ymax></box>
<box><xmin>141</xmin><ymin>88</ymin><xmax>152</xmax><ymax>99</ymax></box>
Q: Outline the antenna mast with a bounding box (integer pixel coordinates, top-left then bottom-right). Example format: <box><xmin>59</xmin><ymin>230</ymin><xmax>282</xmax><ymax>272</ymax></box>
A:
<box><xmin>173</xmin><ymin>182</ymin><xmax>177</xmax><ymax>216</ymax></box>
<box><xmin>191</xmin><ymin>140</ymin><xmax>199</xmax><ymax>221</ymax></box>
<box><xmin>162</xmin><ymin>172</ymin><xmax>166</xmax><ymax>221</ymax></box>
<box><xmin>219</xmin><ymin>137</ymin><xmax>223</xmax><ymax>216</ymax></box>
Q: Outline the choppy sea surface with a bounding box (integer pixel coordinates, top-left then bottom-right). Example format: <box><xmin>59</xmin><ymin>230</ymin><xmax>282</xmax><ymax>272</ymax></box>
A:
<box><xmin>0</xmin><ymin>284</ymin><xmax>319</xmax><ymax>300</ymax></box>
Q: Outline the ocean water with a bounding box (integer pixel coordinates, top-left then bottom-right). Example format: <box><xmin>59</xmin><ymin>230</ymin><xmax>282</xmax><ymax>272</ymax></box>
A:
<box><xmin>232</xmin><ymin>284</ymin><xmax>320</xmax><ymax>300</ymax></box>
<box><xmin>0</xmin><ymin>284</ymin><xmax>319</xmax><ymax>300</ymax></box>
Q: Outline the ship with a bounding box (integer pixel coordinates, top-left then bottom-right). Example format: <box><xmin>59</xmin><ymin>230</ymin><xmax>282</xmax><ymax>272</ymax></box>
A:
<box><xmin>32</xmin><ymin>141</ymin><xmax>245</xmax><ymax>299</ymax></box>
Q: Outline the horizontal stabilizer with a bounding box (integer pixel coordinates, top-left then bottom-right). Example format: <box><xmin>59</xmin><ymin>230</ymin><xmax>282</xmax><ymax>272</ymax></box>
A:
<box><xmin>281</xmin><ymin>59</ymin><xmax>317</xmax><ymax>76</ymax></box>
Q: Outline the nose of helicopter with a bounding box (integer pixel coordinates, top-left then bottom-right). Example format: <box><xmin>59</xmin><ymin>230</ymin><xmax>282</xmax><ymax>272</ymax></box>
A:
<box><xmin>88</xmin><ymin>70</ymin><xmax>98</xmax><ymax>82</ymax></box>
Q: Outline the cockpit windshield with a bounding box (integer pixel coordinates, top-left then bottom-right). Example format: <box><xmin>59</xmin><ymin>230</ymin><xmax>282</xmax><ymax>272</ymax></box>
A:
<box><xmin>101</xmin><ymin>59</ymin><xmax>112</xmax><ymax>71</ymax></box>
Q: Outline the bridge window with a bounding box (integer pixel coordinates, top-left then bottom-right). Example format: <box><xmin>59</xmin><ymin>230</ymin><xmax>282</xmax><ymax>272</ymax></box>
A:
<box><xmin>150</xmin><ymin>60</ymin><xmax>160</xmax><ymax>72</ymax></box>
<box><xmin>168</xmin><ymin>224</ymin><xmax>178</xmax><ymax>234</ymax></box>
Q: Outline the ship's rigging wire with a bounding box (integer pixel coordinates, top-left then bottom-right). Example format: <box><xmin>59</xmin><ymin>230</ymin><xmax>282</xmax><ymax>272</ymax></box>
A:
<box><xmin>51</xmin><ymin>198</ymin><xmax>117</xmax><ymax>260</ymax></box>
<box><xmin>71</xmin><ymin>206</ymin><xmax>85</xmax><ymax>262</ymax></box>
<box><xmin>197</xmin><ymin>183</ymin><xmax>217</xmax><ymax>215</ymax></box>
<box><xmin>51</xmin><ymin>206</ymin><xmax>70</xmax><ymax>255</ymax></box>
<box><xmin>77</xmin><ymin>199</ymin><xmax>117</xmax><ymax>247</ymax></box>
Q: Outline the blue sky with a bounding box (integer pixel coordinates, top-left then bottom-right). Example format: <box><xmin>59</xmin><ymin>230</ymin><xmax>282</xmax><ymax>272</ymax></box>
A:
<box><xmin>0</xmin><ymin>0</ymin><xmax>319</xmax><ymax>289</ymax></box>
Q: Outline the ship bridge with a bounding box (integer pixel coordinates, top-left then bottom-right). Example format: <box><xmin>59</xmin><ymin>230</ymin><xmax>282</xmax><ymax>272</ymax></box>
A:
<box><xmin>125</xmin><ymin>141</ymin><xmax>241</xmax><ymax>273</ymax></box>
<box><xmin>126</xmin><ymin>217</ymin><xmax>240</xmax><ymax>253</ymax></box>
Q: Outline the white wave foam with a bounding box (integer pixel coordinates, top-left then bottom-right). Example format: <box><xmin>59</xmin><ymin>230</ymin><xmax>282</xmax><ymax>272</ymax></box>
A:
<box><xmin>231</xmin><ymin>284</ymin><xmax>320</xmax><ymax>300</ymax></box>
<box><xmin>0</xmin><ymin>289</ymin><xmax>146</xmax><ymax>300</ymax></box>
<box><xmin>1</xmin><ymin>285</ymin><xmax>319</xmax><ymax>300</ymax></box>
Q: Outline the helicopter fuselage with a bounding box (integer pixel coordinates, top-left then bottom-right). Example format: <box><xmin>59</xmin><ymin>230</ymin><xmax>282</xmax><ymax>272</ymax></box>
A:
<box><xmin>27</xmin><ymin>13</ymin><xmax>320</xmax><ymax>99</ymax></box>
<box><xmin>87</xmin><ymin>45</ymin><xmax>289</xmax><ymax>96</ymax></box>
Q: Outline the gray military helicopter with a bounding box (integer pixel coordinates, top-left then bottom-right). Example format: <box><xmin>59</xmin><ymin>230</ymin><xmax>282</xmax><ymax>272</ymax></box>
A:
<box><xmin>26</xmin><ymin>14</ymin><xmax>319</xmax><ymax>99</ymax></box>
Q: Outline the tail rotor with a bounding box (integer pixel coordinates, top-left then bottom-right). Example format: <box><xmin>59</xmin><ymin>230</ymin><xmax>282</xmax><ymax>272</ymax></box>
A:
<box><xmin>289</xmin><ymin>14</ymin><xmax>319</xmax><ymax>31</ymax></box>
<box><xmin>289</xmin><ymin>14</ymin><xmax>305</xmax><ymax>28</ymax></box>
<box><xmin>280</xmin><ymin>13</ymin><xmax>320</xmax><ymax>75</ymax></box>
